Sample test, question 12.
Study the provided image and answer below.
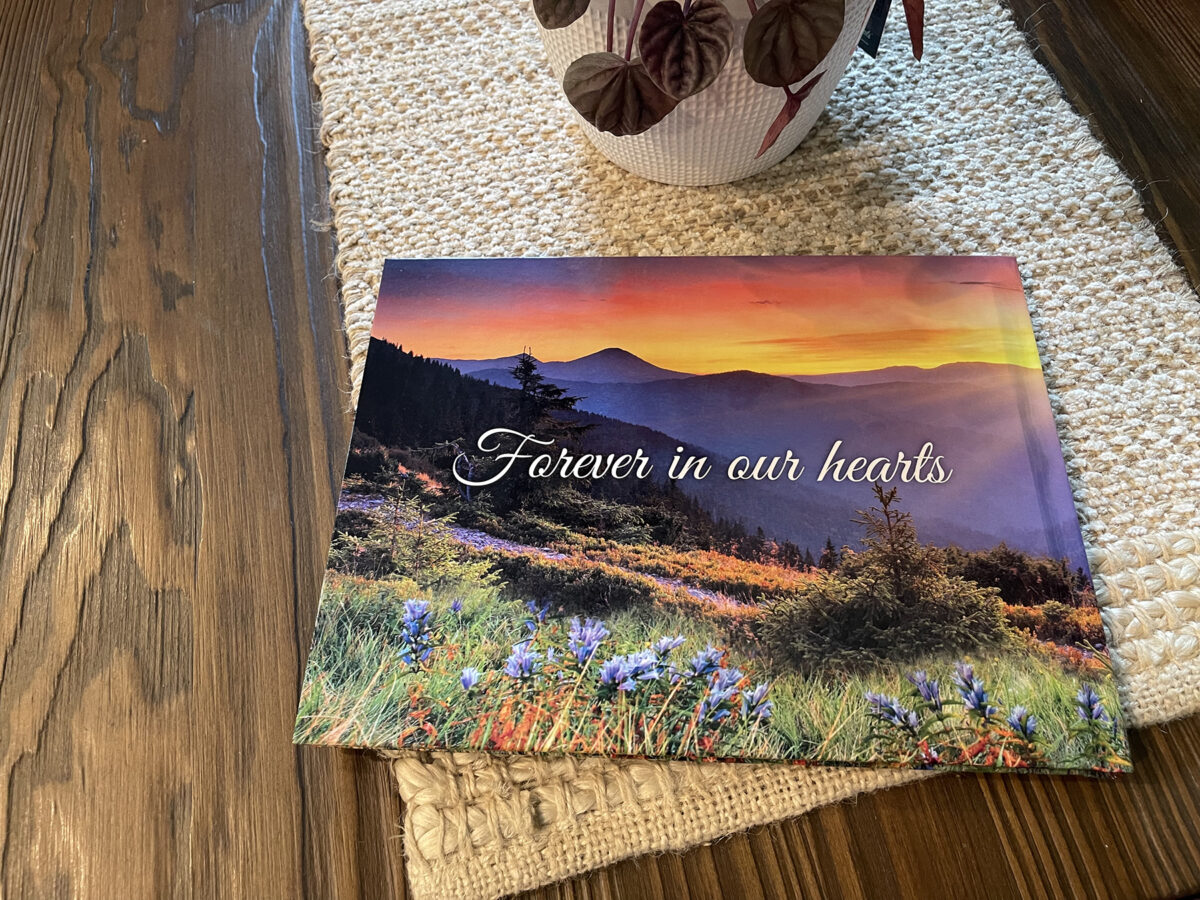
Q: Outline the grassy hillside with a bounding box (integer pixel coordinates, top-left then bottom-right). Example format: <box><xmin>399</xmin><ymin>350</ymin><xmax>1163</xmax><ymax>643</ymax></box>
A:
<box><xmin>298</xmin><ymin>475</ymin><xmax>1124</xmax><ymax>771</ymax></box>
<box><xmin>298</xmin><ymin>344</ymin><xmax>1123</xmax><ymax>771</ymax></box>
<box><xmin>296</xmin><ymin>570</ymin><xmax>1125</xmax><ymax>770</ymax></box>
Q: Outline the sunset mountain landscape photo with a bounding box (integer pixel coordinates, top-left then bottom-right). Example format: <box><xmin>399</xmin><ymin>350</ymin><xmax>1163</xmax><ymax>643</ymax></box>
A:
<box><xmin>296</xmin><ymin>257</ymin><xmax>1128</xmax><ymax>772</ymax></box>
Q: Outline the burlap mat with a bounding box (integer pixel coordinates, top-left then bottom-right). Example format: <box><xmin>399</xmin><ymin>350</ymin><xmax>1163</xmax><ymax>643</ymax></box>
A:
<box><xmin>300</xmin><ymin>0</ymin><xmax>1200</xmax><ymax>897</ymax></box>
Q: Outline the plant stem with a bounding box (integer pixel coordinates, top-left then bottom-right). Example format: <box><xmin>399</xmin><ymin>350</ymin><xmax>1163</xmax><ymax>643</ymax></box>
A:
<box><xmin>606</xmin><ymin>0</ymin><xmax>616</xmax><ymax>53</ymax></box>
<box><xmin>646</xmin><ymin>678</ymin><xmax>686</xmax><ymax>735</ymax></box>
<box><xmin>745</xmin><ymin>0</ymin><xmax>757</xmax><ymax>13</ymax></box>
<box><xmin>539</xmin><ymin>659</ymin><xmax>593</xmax><ymax>748</ymax></box>
<box><xmin>625</xmin><ymin>0</ymin><xmax>647</xmax><ymax>61</ymax></box>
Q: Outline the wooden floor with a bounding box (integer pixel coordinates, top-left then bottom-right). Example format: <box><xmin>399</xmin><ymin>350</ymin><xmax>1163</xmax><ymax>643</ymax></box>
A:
<box><xmin>0</xmin><ymin>0</ymin><xmax>1197</xmax><ymax>898</ymax></box>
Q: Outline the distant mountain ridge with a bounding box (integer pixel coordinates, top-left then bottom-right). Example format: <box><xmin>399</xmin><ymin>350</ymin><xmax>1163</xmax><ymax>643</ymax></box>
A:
<box><xmin>439</xmin><ymin>348</ymin><xmax>693</xmax><ymax>385</ymax></box>
<box><xmin>438</xmin><ymin>354</ymin><xmax>526</xmax><ymax>375</ymax></box>
<box><xmin>433</xmin><ymin>348</ymin><xmax>1081</xmax><ymax>566</ymax></box>
<box><xmin>441</xmin><ymin>351</ymin><xmax>1039</xmax><ymax>390</ymax></box>
<box><xmin>789</xmin><ymin>361</ymin><xmax>1042</xmax><ymax>387</ymax></box>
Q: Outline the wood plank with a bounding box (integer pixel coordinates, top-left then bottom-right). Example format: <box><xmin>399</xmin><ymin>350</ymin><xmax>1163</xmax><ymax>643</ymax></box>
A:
<box><xmin>0</xmin><ymin>0</ymin><xmax>403</xmax><ymax>896</ymax></box>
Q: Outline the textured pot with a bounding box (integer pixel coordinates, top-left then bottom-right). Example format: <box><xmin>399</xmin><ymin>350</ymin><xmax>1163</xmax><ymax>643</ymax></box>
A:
<box><xmin>537</xmin><ymin>0</ymin><xmax>876</xmax><ymax>185</ymax></box>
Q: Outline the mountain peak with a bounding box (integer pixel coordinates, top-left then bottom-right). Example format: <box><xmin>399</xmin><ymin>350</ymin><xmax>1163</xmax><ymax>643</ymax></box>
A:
<box><xmin>439</xmin><ymin>347</ymin><xmax>694</xmax><ymax>385</ymax></box>
<box><xmin>539</xmin><ymin>348</ymin><xmax>692</xmax><ymax>383</ymax></box>
<box><xmin>576</xmin><ymin>347</ymin><xmax>641</xmax><ymax>361</ymax></box>
<box><xmin>787</xmin><ymin>361</ymin><xmax>1040</xmax><ymax>388</ymax></box>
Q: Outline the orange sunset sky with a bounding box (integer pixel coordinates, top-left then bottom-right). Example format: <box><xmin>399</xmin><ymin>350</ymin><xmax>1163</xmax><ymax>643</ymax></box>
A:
<box><xmin>373</xmin><ymin>256</ymin><xmax>1041</xmax><ymax>375</ymax></box>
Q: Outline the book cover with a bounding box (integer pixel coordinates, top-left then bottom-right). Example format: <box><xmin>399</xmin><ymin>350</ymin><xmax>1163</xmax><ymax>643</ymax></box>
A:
<box><xmin>295</xmin><ymin>256</ymin><xmax>1129</xmax><ymax>772</ymax></box>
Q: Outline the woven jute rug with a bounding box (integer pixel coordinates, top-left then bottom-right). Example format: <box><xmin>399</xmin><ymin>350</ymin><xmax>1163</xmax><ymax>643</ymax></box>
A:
<box><xmin>301</xmin><ymin>0</ymin><xmax>1200</xmax><ymax>897</ymax></box>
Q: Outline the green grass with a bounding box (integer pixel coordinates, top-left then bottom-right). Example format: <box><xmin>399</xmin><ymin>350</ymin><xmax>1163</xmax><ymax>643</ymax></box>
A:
<box><xmin>295</xmin><ymin>573</ymin><xmax>1128</xmax><ymax>771</ymax></box>
<box><xmin>765</xmin><ymin>653</ymin><xmax>1122</xmax><ymax>767</ymax></box>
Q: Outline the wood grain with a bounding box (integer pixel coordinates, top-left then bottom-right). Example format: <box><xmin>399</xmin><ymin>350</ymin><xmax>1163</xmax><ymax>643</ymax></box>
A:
<box><xmin>0</xmin><ymin>0</ymin><xmax>1198</xmax><ymax>899</ymax></box>
<box><xmin>0</xmin><ymin>0</ymin><xmax>399</xmax><ymax>897</ymax></box>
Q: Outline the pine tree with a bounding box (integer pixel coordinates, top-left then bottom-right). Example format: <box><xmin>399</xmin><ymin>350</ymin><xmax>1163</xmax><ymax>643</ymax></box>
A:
<box><xmin>504</xmin><ymin>351</ymin><xmax>590</xmax><ymax>509</ymax></box>
<box><xmin>510</xmin><ymin>350</ymin><xmax>585</xmax><ymax>434</ymax></box>
<box><xmin>818</xmin><ymin>536</ymin><xmax>840</xmax><ymax>571</ymax></box>
<box><xmin>761</xmin><ymin>484</ymin><xmax>1010</xmax><ymax>672</ymax></box>
<box><xmin>852</xmin><ymin>485</ymin><xmax>931</xmax><ymax>604</ymax></box>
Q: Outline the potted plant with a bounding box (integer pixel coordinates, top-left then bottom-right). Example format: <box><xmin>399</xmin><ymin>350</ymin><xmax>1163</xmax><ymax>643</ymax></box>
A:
<box><xmin>534</xmin><ymin>0</ymin><xmax>925</xmax><ymax>185</ymax></box>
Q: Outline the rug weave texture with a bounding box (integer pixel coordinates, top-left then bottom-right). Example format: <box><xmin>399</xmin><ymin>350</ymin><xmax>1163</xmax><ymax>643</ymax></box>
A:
<box><xmin>300</xmin><ymin>0</ymin><xmax>1200</xmax><ymax>897</ymax></box>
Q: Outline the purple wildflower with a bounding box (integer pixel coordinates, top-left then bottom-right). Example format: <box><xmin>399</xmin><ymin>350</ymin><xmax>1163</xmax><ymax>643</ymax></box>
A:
<box><xmin>599</xmin><ymin>656</ymin><xmax>635</xmax><ymax>691</ymax></box>
<box><xmin>598</xmin><ymin>657</ymin><xmax>623</xmax><ymax>683</ymax></box>
<box><xmin>1007</xmin><ymin>705</ymin><xmax>1037</xmax><ymax>740</ymax></box>
<box><xmin>698</xmin><ymin>700</ymin><xmax>733</xmax><ymax>725</ymax></box>
<box><xmin>712</xmin><ymin>666</ymin><xmax>744</xmax><ymax>692</ymax></box>
<box><xmin>567</xmin><ymin>617</ymin><xmax>610</xmax><ymax>665</ymax></box>
<box><xmin>961</xmin><ymin>681</ymin><xmax>997</xmax><ymax>722</ymax></box>
<box><xmin>865</xmin><ymin>691</ymin><xmax>921</xmax><ymax>736</ymax></box>
<box><xmin>524</xmin><ymin>599</ymin><xmax>550</xmax><ymax>626</ymax></box>
<box><xmin>397</xmin><ymin>599</ymin><xmax>436</xmax><ymax>667</ymax></box>
<box><xmin>687</xmin><ymin>644</ymin><xmax>724</xmax><ymax>679</ymax></box>
<box><xmin>601</xmin><ymin>650</ymin><xmax>663</xmax><ymax>689</ymax></box>
<box><xmin>653</xmin><ymin>635</ymin><xmax>686</xmax><ymax>657</ymax></box>
<box><xmin>459</xmin><ymin>667</ymin><xmax>481</xmax><ymax>691</ymax></box>
<box><xmin>503</xmin><ymin>640</ymin><xmax>543</xmax><ymax>680</ymax></box>
<box><xmin>953</xmin><ymin>662</ymin><xmax>997</xmax><ymax>722</ymax></box>
<box><xmin>952</xmin><ymin>661</ymin><xmax>975</xmax><ymax>693</ymax></box>
<box><xmin>740</xmin><ymin>682</ymin><xmax>773</xmax><ymax>721</ymax></box>
<box><xmin>403</xmin><ymin>598</ymin><xmax>430</xmax><ymax>626</ymax></box>
<box><xmin>864</xmin><ymin>691</ymin><xmax>888</xmax><ymax>713</ymax></box>
<box><xmin>698</xmin><ymin>666</ymin><xmax>745</xmax><ymax>726</ymax></box>
<box><xmin>907</xmin><ymin>670</ymin><xmax>942</xmax><ymax>711</ymax></box>
<box><xmin>450</xmin><ymin>599</ymin><xmax>463</xmax><ymax>615</ymax></box>
<box><xmin>1076</xmin><ymin>684</ymin><xmax>1110</xmax><ymax>723</ymax></box>
<box><xmin>700</xmin><ymin>690</ymin><xmax>735</xmax><ymax>724</ymax></box>
<box><xmin>632</xmin><ymin>649</ymin><xmax>666</xmax><ymax>681</ymax></box>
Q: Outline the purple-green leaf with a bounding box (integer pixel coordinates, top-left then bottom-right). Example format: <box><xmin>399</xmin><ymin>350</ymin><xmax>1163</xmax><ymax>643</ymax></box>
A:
<box><xmin>755</xmin><ymin>70</ymin><xmax>823</xmax><ymax>158</ymax></box>
<box><xmin>901</xmin><ymin>0</ymin><xmax>925</xmax><ymax>60</ymax></box>
<box><xmin>533</xmin><ymin>0</ymin><xmax>591</xmax><ymax>29</ymax></box>
<box><xmin>563</xmin><ymin>52</ymin><xmax>680</xmax><ymax>136</ymax></box>
<box><xmin>638</xmin><ymin>0</ymin><xmax>734</xmax><ymax>100</ymax></box>
<box><xmin>743</xmin><ymin>0</ymin><xmax>845</xmax><ymax>88</ymax></box>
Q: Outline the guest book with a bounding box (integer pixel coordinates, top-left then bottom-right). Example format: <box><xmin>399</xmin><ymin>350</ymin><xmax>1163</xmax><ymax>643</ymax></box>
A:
<box><xmin>295</xmin><ymin>256</ymin><xmax>1129</xmax><ymax>773</ymax></box>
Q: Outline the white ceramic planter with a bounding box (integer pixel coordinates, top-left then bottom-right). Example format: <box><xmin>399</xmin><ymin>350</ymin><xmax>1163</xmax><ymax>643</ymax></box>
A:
<box><xmin>537</xmin><ymin>0</ymin><xmax>875</xmax><ymax>185</ymax></box>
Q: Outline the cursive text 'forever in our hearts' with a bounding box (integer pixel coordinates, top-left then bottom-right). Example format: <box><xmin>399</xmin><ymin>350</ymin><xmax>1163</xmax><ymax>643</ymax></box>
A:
<box><xmin>452</xmin><ymin>429</ymin><xmax>953</xmax><ymax>488</ymax></box>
